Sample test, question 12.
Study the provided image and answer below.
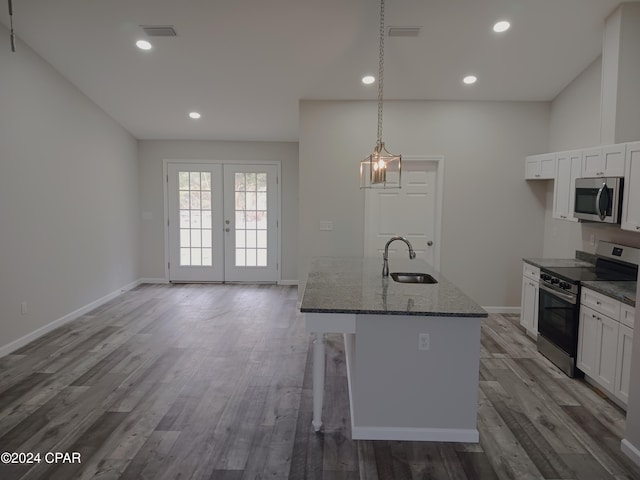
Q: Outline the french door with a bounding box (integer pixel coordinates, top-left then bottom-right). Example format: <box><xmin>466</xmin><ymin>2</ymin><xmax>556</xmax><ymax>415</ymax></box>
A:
<box><xmin>167</xmin><ymin>162</ymin><xmax>279</xmax><ymax>282</ymax></box>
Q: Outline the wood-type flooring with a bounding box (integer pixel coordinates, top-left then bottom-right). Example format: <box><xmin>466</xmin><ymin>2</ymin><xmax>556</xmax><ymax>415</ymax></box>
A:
<box><xmin>0</xmin><ymin>283</ymin><xmax>639</xmax><ymax>479</ymax></box>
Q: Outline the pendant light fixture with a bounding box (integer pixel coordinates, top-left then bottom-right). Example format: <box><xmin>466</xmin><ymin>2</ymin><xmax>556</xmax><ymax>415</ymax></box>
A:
<box><xmin>360</xmin><ymin>0</ymin><xmax>401</xmax><ymax>189</ymax></box>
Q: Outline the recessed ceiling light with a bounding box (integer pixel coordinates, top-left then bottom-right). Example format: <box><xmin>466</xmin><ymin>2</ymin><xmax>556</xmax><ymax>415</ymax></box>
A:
<box><xmin>136</xmin><ymin>39</ymin><xmax>152</xmax><ymax>50</ymax></box>
<box><xmin>362</xmin><ymin>75</ymin><xmax>375</xmax><ymax>85</ymax></box>
<box><xmin>493</xmin><ymin>20</ymin><xmax>511</xmax><ymax>33</ymax></box>
<box><xmin>463</xmin><ymin>75</ymin><xmax>477</xmax><ymax>85</ymax></box>
<box><xmin>189</xmin><ymin>112</ymin><xmax>201</xmax><ymax>119</ymax></box>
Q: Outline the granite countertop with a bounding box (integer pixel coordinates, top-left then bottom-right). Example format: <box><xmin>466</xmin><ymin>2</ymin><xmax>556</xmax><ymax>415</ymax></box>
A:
<box><xmin>523</xmin><ymin>258</ymin><xmax>594</xmax><ymax>268</ymax></box>
<box><xmin>581</xmin><ymin>281</ymin><xmax>637</xmax><ymax>307</ymax></box>
<box><xmin>300</xmin><ymin>257</ymin><xmax>487</xmax><ymax>317</ymax></box>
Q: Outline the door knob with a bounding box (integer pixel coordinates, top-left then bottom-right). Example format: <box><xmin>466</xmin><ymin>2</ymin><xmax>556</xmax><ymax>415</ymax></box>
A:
<box><xmin>225</xmin><ymin>228</ymin><xmax>230</xmax><ymax>232</ymax></box>
<box><xmin>427</xmin><ymin>241</ymin><xmax>433</xmax><ymax>246</ymax></box>
<box><xmin>225</xmin><ymin>220</ymin><xmax>230</xmax><ymax>225</ymax></box>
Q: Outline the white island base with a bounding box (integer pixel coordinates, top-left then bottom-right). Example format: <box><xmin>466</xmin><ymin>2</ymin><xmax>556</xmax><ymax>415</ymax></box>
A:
<box><xmin>306</xmin><ymin>312</ymin><xmax>482</xmax><ymax>442</ymax></box>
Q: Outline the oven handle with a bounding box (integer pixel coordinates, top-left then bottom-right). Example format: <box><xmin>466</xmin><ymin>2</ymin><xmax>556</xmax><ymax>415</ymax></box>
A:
<box><xmin>539</xmin><ymin>283</ymin><xmax>577</xmax><ymax>305</ymax></box>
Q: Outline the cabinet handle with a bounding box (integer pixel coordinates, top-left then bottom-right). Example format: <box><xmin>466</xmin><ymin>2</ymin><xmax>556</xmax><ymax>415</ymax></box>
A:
<box><xmin>636</xmin><ymin>226</ymin><xmax>640</xmax><ymax>230</ymax></box>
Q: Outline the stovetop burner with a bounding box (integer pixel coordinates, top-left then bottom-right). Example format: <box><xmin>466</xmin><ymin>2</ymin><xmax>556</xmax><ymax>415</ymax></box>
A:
<box><xmin>540</xmin><ymin>265</ymin><xmax>637</xmax><ymax>284</ymax></box>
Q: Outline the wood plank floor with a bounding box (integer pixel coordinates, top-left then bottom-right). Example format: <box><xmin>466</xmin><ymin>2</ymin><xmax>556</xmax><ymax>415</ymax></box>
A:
<box><xmin>0</xmin><ymin>284</ymin><xmax>639</xmax><ymax>479</ymax></box>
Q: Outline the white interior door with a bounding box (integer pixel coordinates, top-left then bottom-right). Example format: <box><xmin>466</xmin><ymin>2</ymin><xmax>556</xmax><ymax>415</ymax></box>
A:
<box><xmin>168</xmin><ymin>163</ymin><xmax>224</xmax><ymax>281</ymax></box>
<box><xmin>364</xmin><ymin>158</ymin><xmax>441</xmax><ymax>269</ymax></box>
<box><xmin>223</xmin><ymin>165</ymin><xmax>279</xmax><ymax>282</ymax></box>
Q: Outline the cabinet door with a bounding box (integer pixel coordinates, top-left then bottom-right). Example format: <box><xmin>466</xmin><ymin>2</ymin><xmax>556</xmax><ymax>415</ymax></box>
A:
<box><xmin>582</xmin><ymin>144</ymin><xmax>625</xmax><ymax>178</ymax></box>
<box><xmin>602</xmin><ymin>144</ymin><xmax>626</xmax><ymax>177</ymax></box>
<box><xmin>520</xmin><ymin>277</ymin><xmax>538</xmax><ymax>336</ymax></box>
<box><xmin>525</xmin><ymin>154</ymin><xmax>555</xmax><ymax>180</ymax></box>
<box><xmin>621</xmin><ymin>141</ymin><xmax>640</xmax><ymax>232</ymax></box>
<box><xmin>577</xmin><ymin>307</ymin><xmax>599</xmax><ymax>376</ymax></box>
<box><xmin>614</xmin><ymin>324</ymin><xmax>634</xmax><ymax>405</ymax></box>
<box><xmin>596</xmin><ymin>314</ymin><xmax>619</xmax><ymax>393</ymax></box>
<box><xmin>582</xmin><ymin>147</ymin><xmax>602</xmax><ymax>178</ymax></box>
<box><xmin>553</xmin><ymin>151</ymin><xmax>581</xmax><ymax>221</ymax></box>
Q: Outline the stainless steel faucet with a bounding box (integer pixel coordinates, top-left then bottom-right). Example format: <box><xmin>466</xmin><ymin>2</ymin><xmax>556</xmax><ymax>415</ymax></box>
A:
<box><xmin>382</xmin><ymin>236</ymin><xmax>416</xmax><ymax>277</ymax></box>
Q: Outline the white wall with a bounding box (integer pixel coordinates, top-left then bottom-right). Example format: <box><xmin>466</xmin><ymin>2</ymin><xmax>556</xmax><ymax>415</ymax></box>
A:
<box><xmin>0</xmin><ymin>29</ymin><xmax>140</xmax><ymax>352</ymax></box>
<box><xmin>543</xmin><ymin>56</ymin><xmax>640</xmax><ymax>258</ymax></box>
<box><xmin>299</xmin><ymin>100</ymin><xmax>550</xmax><ymax>308</ymax></box>
<box><xmin>137</xmin><ymin>140</ymin><xmax>299</xmax><ymax>283</ymax></box>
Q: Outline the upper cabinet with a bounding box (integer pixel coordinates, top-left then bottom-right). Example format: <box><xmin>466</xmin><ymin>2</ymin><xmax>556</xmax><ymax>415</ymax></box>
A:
<box><xmin>581</xmin><ymin>144</ymin><xmax>626</xmax><ymax>178</ymax></box>
<box><xmin>525</xmin><ymin>153</ymin><xmax>556</xmax><ymax>180</ymax></box>
<box><xmin>552</xmin><ymin>151</ymin><xmax>581</xmax><ymax>222</ymax></box>
<box><xmin>621</xmin><ymin>141</ymin><xmax>640</xmax><ymax>232</ymax></box>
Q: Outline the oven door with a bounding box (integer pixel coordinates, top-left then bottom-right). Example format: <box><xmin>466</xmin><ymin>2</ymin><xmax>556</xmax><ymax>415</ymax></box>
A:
<box><xmin>538</xmin><ymin>283</ymin><xmax>579</xmax><ymax>356</ymax></box>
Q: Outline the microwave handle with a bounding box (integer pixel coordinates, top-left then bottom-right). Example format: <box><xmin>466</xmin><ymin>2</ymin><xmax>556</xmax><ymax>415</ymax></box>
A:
<box><xmin>595</xmin><ymin>182</ymin><xmax>608</xmax><ymax>221</ymax></box>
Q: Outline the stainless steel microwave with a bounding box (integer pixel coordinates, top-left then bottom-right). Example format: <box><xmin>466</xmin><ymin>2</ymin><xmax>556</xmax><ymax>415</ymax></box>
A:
<box><xmin>574</xmin><ymin>177</ymin><xmax>623</xmax><ymax>223</ymax></box>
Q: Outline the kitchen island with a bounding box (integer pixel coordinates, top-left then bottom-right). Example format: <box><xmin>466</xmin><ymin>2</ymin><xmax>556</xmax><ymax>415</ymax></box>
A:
<box><xmin>300</xmin><ymin>256</ymin><xmax>487</xmax><ymax>442</ymax></box>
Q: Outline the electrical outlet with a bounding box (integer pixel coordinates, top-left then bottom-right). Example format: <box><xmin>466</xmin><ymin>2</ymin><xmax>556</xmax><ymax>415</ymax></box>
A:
<box><xmin>20</xmin><ymin>302</ymin><xmax>27</xmax><ymax>315</ymax></box>
<box><xmin>418</xmin><ymin>333</ymin><xmax>430</xmax><ymax>351</ymax></box>
<box><xmin>590</xmin><ymin>234</ymin><xmax>596</xmax><ymax>246</ymax></box>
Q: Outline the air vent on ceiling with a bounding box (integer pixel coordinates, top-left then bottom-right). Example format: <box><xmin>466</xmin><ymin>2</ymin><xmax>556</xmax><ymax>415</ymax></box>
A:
<box><xmin>387</xmin><ymin>26</ymin><xmax>421</xmax><ymax>37</ymax></box>
<box><xmin>141</xmin><ymin>25</ymin><xmax>177</xmax><ymax>37</ymax></box>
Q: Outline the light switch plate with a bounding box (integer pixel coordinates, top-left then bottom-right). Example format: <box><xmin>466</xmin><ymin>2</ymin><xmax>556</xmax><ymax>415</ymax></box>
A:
<box><xmin>319</xmin><ymin>221</ymin><xmax>333</xmax><ymax>231</ymax></box>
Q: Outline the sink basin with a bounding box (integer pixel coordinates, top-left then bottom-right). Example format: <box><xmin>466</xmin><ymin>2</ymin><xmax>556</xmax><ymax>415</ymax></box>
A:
<box><xmin>390</xmin><ymin>272</ymin><xmax>438</xmax><ymax>284</ymax></box>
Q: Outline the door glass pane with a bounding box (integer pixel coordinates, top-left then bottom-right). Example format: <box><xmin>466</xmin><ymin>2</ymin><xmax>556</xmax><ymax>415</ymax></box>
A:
<box><xmin>179</xmin><ymin>170</ymin><xmax>214</xmax><ymax>266</ymax></box>
<box><xmin>234</xmin><ymin>171</ymin><xmax>268</xmax><ymax>267</ymax></box>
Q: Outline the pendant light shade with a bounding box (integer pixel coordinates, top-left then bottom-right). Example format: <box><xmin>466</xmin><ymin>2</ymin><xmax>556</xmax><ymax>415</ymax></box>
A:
<box><xmin>360</xmin><ymin>0</ymin><xmax>401</xmax><ymax>189</ymax></box>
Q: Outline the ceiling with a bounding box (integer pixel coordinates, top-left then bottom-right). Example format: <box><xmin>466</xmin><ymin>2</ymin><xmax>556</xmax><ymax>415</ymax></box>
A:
<box><xmin>0</xmin><ymin>0</ymin><xmax>633</xmax><ymax>142</ymax></box>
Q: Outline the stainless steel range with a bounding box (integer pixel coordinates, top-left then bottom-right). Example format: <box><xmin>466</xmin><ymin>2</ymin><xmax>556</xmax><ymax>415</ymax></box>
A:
<box><xmin>537</xmin><ymin>241</ymin><xmax>639</xmax><ymax>377</ymax></box>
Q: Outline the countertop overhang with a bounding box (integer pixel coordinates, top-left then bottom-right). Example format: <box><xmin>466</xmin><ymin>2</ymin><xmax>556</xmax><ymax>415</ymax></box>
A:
<box><xmin>300</xmin><ymin>256</ymin><xmax>487</xmax><ymax>317</ymax></box>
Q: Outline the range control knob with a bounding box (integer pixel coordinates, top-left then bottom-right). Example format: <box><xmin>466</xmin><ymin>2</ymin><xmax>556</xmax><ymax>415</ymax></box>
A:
<box><xmin>550</xmin><ymin>278</ymin><xmax>560</xmax><ymax>285</ymax></box>
<box><xmin>540</xmin><ymin>273</ymin><xmax>551</xmax><ymax>281</ymax></box>
<box><xmin>559</xmin><ymin>281</ymin><xmax>570</xmax><ymax>290</ymax></box>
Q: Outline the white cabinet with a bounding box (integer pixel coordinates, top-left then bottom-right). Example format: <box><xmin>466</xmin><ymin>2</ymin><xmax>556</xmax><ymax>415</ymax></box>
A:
<box><xmin>525</xmin><ymin>154</ymin><xmax>555</xmax><ymax>180</ymax></box>
<box><xmin>581</xmin><ymin>288</ymin><xmax>620</xmax><ymax>319</ymax></box>
<box><xmin>578</xmin><ymin>287</ymin><xmax>636</xmax><ymax>407</ymax></box>
<box><xmin>577</xmin><ymin>306</ymin><xmax>599</xmax><ymax>377</ymax></box>
<box><xmin>581</xmin><ymin>144</ymin><xmax>626</xmax><ymax>178</ymax></box>
<box><xmin>552</xmin><ymin>150</ymin><xmax>581</xmax><ymax>221</ymax></box>
<box><xmin>621</xmin><ymin>141</ymin><xmax>640</xmax><ymax>232</ymax></box>
<box><xmin>577</xmin><ymin>305</ymin><xmax>619</xmax><ymax>393</ymax></box>
<box><xmin>520</xmin><ymin>263</ymin><xmax>539</xmax><ymax>338</ymax></box>
<box><xmin>614</xmin><ymin>324</ymin><xmax>634</xmax><ymax>404</ymax></box>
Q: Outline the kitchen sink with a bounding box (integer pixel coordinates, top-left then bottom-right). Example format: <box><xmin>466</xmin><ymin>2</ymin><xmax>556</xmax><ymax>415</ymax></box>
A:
<box><xmin>390</xmin><ymin>272</ymin><xmax>438</xmax><ymax>284</ymax></box>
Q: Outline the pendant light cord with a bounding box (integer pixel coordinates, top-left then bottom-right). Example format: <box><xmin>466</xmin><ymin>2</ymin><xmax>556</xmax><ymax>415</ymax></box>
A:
<box><xmin>376</xmin><ymin>0</ymin><xmax>385</xmax><ymax>147</ymax></box>
<box><xmin>8</xmin><ymin>0</ymin><xmax>16</xmax><ymax>52</ymax></box>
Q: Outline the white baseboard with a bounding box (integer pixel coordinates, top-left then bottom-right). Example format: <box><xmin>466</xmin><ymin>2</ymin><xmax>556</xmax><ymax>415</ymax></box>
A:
<box><xmin>482</xmin><ymin>306</ymin><xmax>521</xmax><ymax>315</ymax></box>
<box><xmin>139</xmin><ymin>277</ymin><xmax>170</xmax><ymax>284</ymax></box>
<box><xmin>621</xmin><ymin>439</ymin><xmax>640</xmax><ymax>467</ymax></box>
<box><xmin>0</xmin><ymin>278</ymin><xmax>143</xmax><ymax>358</ymax></box>
<box><xmin>278</xmin><ymin>279</ymin><xmax>298</xmax><ymax>286</ymax></box>
<box><xmin>351</xmin><ymin>425</ymin><xmax>479</xmax><ymax>443</ymax></box>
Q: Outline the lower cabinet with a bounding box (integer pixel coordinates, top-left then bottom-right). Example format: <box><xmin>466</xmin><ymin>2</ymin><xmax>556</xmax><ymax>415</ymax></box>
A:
<box><xmin>577</xmin><ymin>305</ymin><xmax>618</xmax><ymax>392</ymax></box>
<box><xmin>578</xmin><ymin>287</ymin><xmax>635</xmax><ymax>408</ymax></box>
<box><xmin>520</xmin><ymin>263</ymin><xmax>539</xmax><ymax>338</ymax></box>
<box><xmin>614</xmin><ymin>324</ymin><xmax>634</xmax><ymax>404</ymax></box>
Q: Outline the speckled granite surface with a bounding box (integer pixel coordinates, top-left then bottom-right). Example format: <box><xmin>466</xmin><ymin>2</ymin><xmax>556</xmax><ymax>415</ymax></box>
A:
<box><xmin>300</xmin><ymin>257</ymin><xmax>487</xmax><ymax>317</ymax></box>
<box><xmin>523</xmin><ymin>258</ymin><xmax>594</xmax><ymax>268</ymax></box>
<box><xmin>581</xmin><ymin>281</ymin><xmax>637</xmax><ymax>307</ymax></box>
